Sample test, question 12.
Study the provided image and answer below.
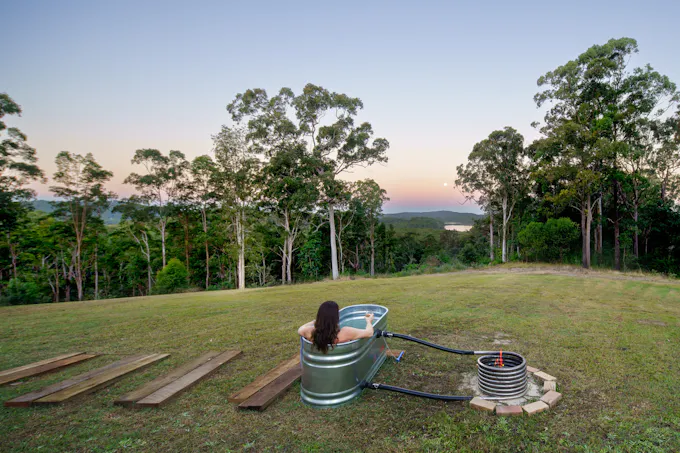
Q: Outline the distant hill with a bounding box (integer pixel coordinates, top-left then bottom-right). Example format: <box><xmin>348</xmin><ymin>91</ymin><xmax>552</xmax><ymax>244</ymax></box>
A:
<box><xmin>381</xmin><ymin>211</ymin><xmax>483</xmax><ymax>228</ymax></box>
<box><xmin>32</xmin><ymin>200</ymin><xmax>122</xmax><ymax>225</ymax></box>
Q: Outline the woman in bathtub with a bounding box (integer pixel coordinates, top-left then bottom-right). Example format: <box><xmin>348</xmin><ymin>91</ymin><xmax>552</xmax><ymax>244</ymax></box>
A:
<box><xmin>297</xmin><ymin>301</ymin><xmax>374</xmax><ymax>354</ymax></box>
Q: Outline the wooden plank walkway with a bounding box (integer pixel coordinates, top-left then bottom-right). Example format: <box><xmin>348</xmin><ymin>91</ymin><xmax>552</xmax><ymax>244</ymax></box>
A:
<box><xmin>228</xmin><ymin>354</ymin><xmax>299</xmax><ymax>403</ymax></box>
<box><xmin>34</xmin><ymin>354</ymin><xmax>169</xmax><ymax>405</ymax></box>
<box><xmin>135</xmin><ymin>350</ymin><xmax>241</xmax><ymax>407</ymax></box>
<box><xmin>4</xmin><ymin>354</ymin><xmax>164</xmax><ymax>407</ymax></box>
<box><xmin>238</xmin><ymin>366</ymin><xmax>301</xmax><ymax>411</ymax></box>
<box><xmin>114</xmin><ymin>351</ymin><xmax>222</xmax><ymax>406</ymax></box>
<box><xmin>0</xmin><ymin>353</ymin><xmax>96</xmax><ymax>385</ymax></box>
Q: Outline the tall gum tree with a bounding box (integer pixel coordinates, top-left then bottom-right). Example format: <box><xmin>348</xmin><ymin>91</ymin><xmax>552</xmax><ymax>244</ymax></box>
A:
<box><xmin>652</xmin><ymin>113</ymin><xmax>680</xmax><ymax>202</ymax></box>
<box><xmin>0</xmin><ymin>93</ymin><xmax>45</xmax><ymax>279</ymax></box>
<box><xmin>533</xmin><ymin>37</ymin><xmax>677</xmax><ymax>269</ymax></box>
<box><xmin>124</xmin><ymin>149</ymin><xmax>188</xmax><ymax>268</ymax></box>
<box><xmin>353</xmin><ymin>179</ymin><xmax>389</xmax><ymax>276</ymax></box>
<box><xmin>50</xmin><ymin>152</ymin><xmax>115</xmax><ymax>301</ymax></box>
<box><xmin>228</xmin><ymin>84</ymin><xmax>389</xmax><ymax>281</ymax></box>
<box><xmin>212</xmin><ymin>126</ymin><xmax>261</xmax><ymax>290</ymax></box>
<box><xmin>456</xmin><ymin>127</ymin><xmax>528</xmax><ymax>262</ymax></box>
<box><xmin>114</xmin><ymin>200</ymin><xmax>156</xmax><ymax>294</ymax></box>
<box><xmin>185</xmin><ymin>155</ymin><xmax>218</xmax><ymax>290</ymax></box>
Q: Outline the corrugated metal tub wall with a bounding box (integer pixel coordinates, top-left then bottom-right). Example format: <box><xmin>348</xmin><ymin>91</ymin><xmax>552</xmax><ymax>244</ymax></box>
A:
<box><xmin>300</xmin><ymin>304</ymin><xmax>388</xmax><ymax>408</ymax></box>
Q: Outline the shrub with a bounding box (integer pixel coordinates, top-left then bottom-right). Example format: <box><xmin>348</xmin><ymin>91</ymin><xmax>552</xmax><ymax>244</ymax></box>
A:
<box><xmin>153</xmin><ymin>258</ymin><xmax>189</xmax><ymax>294</ymax></box>
<box><xmin>0</xmin><ymin>279</ymin><xmax>47</xmax><ymax>305</ymax></box>
<box><xmin>519</xmin><ymin>218</ymin><xmax>579</xmax><ymax>262</ymax></box>
<box><xmin>459</xmin><ymin>242</ymin><xmax>480</xmax><ymax>264</ymax></box>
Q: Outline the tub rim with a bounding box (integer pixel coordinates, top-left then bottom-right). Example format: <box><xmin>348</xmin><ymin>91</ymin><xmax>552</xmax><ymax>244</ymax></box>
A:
<box><xmin>299</xmin><ymin>303</ymin><xmax>389</xmax><ymax>347</ymax></box>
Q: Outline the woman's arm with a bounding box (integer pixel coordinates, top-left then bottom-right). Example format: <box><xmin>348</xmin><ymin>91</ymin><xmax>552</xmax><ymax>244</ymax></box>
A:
<box><xmin>337</xmin><ymin>313</ymin><xmax>375</xmax><ymax>342</ymax></box>
<box><xmin>298</xmin><ymin>320</ymin><xmax>315</xmax><ymax>339</ymax></box>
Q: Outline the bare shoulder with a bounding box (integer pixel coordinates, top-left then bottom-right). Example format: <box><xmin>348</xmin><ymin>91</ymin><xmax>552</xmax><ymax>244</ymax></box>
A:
<box><xmin>337</xmin><ymin>326</ymin><xmax>364</xmax><ymax>342</ymax></box>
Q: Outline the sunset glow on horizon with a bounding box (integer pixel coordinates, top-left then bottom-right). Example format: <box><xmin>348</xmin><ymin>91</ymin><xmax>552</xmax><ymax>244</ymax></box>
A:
<box><xmin>5</xmin><ymin>2</ymin><xmax>679</xmax><ymax>216</ymax></box>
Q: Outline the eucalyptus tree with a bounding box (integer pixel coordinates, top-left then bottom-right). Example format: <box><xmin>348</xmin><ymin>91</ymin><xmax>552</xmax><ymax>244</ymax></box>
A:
<box><xmin>212</xmin><ymin>126</ymin><xmax>261</xmax><ymax>290</ymax></box>
<box><xmin>0</xmin><ymin>93</ymin><xmax>45</xmax><ymax>279</ymax></box>
<box><xmin>652</xmin><ymin>113</ymin><xmax>680</xmax><ymax>203</ymax></box>
<box><xmin>124</xmin><ymin>149</ymin><xmax>188</xmax><ymax>268</ymax></box>
<box><xmin>114</xmin><ymin>200</ymin><xmax>156</xmax><ymax>294</ymax></box>
<box><xmin>260</xmin><ymin>145</ymin><xmax>319</xmax><ymax>284</ymax></box>
<box><xmin>294</xmin><ymin>84</ymin><xmax>389</xmax><ymax>280</ymax></box>
<box><xmin>226</xmin><ymin>88</ymin><xmax>315</xmax><ymax>284</ymax></box>
<box><xmin>227</xmin><ymin>84</ymin><xmax>389</xmax><ymax>281</ymax></box>
<box><xmin>456</xmin><ymin>127</ymin><xmax>528</xmax><ymax>262</ymax></box>
<box><xmin>183</xmin><ymin>155</ymin><xmax>218</xmax><ymax>289</ymax></box>
<box><xmin>353</xmin><ymin>179</ymin><xmax>389</xmax><ymax>276</ymax></box>
<box><xmin>50</xmin><ymin>152</ymin><xmax>115</xmax><ymax>301</ymax></box>
<box><xmin>533</xmin><ymin>37</ymin><xmax>677</xmax><ymax>269</ymax></box>
<box><xmin>333</xmin><ymin>181</ymin><xmax>355</xmax><ymax>274</ymax></box>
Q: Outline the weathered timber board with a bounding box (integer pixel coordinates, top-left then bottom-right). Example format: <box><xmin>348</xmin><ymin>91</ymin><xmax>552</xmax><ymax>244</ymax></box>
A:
<box><xmin>135</xmin><ymin>350</ymin><xmax>241</xmax><ymax>407</ymax></box>
<box><xmin>114</xmin><ymin>351</ymin><xmax>222</xmax><ymax>406</ymax></box>
<box><xmin>4</xmin><ymin>354</ymin><xmax>148</xmax><ymax>407</ymax></box>
<box><xmin>0</xmin><ymin>354</ymin><xmax>96</xmax><ymax>386</ymax></box>
<box><xmin>33</xmin><ymin>354</ymin><xmax>169</xmax><ymax>404</ymax></box>
<box><xmin>228</xmin><ymin>353</ymin><xmax>299</xmax><ymax>403</ymax></box>
<box><xmin>0</xmin><ymin>353</ymin><xmax>85</xmax><ymax>382</ymax></box>
<box><xmin>238</xmin><ymin>366</ymin><xmax>301</xmax><ymax>411</ymax></box>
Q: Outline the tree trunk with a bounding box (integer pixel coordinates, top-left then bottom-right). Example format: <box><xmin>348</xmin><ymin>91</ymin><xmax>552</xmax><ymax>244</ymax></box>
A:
<box><xmin>501</xmin><ymin>195</ymin><xmax>508</xmax><ymax>263</ymax></box>
<box><xmin>143</xmin><ymin>232</ymin><xmax>152</xmax><ymax>293</ymax></box>
<box><xmin>614</xmin><ymin>220</ymin><xmax>621</xmax><ymax>271</ymax></box>
<box><xmin>281</xmin><ymin>247</ymin><xmax>287</xmax><ymax>285</ymax></box>
<box><xmin>286</xmin><ymin>235</ymin><xmax>293</xmax><ymax>283</ymax></box>
<box><xmin>489</xmin><ymin>213</ymin><xmax>495</xmax><ymax>261</ymax></box>
<box><xmin>8</xmin><ymin>238</ymin><xmax>18</xmax><ymax>280</ymax></box>
<box><xmin>182</xmin><ymin>214</ymin><xmax>190</xmax><ymax>279</ymax></box>
<box><xmin>328</xmin><ymin>205</ymin><xmax>339</xmax><ymax>280</ymax></box>
<box><xmin>580</xmin><ymin>197</ymin><xmax>592</xmax><ymax>269</ymax></box>
<box><xmin>370</xmin><ymin>221</ymin><xmax>375</xmax><ymax>277</ymax></box>
<box><xmin>613</xmin><ymin>181</ymin><xmax>621</xmax><ymax>271</ymax></box>
<box><xmin>75</xmin><ymin>246</ymin><xmax>83</xmax><ymax>302</ymax></box>
<box><xmin>160</xmin><ymin>219</ymin><xmax>167</xmax><ymax>268</ymax></box>
<box><xmin>336</xmin><ymin>216</ymin><xmax>345</xmax><ymax>275</ymax></box>
<box><xmin>204</xmin><ymin>239</ymin><xmax>210</xmax><ymax>289</ymax></box>
<box><xmin>202</xmin><ymin>209</ymin><xmax>210</xmax><ymax>290</ymax></box>
<box><xmin>633</xmin><ymin>205</ymin><xmax>639</xmax><ymax>258</ymax></box>
<box><xmin>596</xmin><ymin>197</ymin><xmax>603</xmax><ymax>257</ymax></box>
<box><xmin>94</xmin><ymin>245</ymin><xmax>99</xmax><ymax>300</ymax></box>
<box><xmin>54</xmin><ymin>258</ymin><xmax>60</xmax><ymax>302</ymax></box>
<box><xmin>235</xmin><ymin>210</ymin><xmax>246</xmax><ymax>290</ymax></box>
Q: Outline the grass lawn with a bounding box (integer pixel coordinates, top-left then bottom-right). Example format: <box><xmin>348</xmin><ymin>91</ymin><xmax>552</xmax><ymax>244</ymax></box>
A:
<box><xmin>1</xmin><ymin>268</ymin><xmax>679</xmax><ymax>452</ymax></box>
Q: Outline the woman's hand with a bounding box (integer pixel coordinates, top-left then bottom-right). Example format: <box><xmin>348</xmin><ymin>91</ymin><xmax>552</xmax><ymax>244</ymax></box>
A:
<box><xmin>365</xmin><ymin>312</ymin><xmax>374</xmax><ymax>324</ymax></box>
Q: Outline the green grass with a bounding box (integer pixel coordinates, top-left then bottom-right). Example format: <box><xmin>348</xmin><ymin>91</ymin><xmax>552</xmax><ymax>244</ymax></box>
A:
<box><xmin>1</xmin><ymin>268</ymin><xmax>680</xmax><ymax>452</ymax></box>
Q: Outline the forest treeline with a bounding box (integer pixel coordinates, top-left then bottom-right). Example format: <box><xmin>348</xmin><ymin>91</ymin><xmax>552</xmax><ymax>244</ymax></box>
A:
<box><xmin>1</xmin><ymin>37</ymin><xmax>679</xmax><ymax>304</ymax></box>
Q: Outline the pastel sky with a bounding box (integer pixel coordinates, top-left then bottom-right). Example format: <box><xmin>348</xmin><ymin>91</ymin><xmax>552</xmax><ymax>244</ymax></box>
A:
<box><xmin>3</xmin><ymin>0</ymin><xmax>679</xmax><ymax>213</ymax></box>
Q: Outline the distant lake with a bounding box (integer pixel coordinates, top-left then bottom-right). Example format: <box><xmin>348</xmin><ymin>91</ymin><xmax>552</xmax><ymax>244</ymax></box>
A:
<box><xmin>445</xmin><ymin>224</ymin><xmax>472</xmax><ymax>232</ymax></box>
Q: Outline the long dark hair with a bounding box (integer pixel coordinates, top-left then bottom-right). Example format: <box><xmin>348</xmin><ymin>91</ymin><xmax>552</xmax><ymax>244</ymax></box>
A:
<box><xmin>312</xmin><ymin>301</ymin><xmax>340</xmax><ymax>354</ymax></box>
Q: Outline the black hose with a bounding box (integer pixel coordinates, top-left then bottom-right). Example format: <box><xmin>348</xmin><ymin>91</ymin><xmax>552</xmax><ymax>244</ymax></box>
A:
<box><xmin>363</xmin><ymin>382</ymin><xmax>473</xmax><ymax>401</ymax></box>
<box><xmin>376</xmin><ymin>330</ymin><xmax>475</xmax><ymax>355</ymax></box>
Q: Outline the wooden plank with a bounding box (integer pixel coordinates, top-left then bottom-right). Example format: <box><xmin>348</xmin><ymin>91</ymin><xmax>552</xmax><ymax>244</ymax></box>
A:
<box><xmin>114</xmin><ymin>351</ymin><xmax>222</xmax><ymax>406</ymax></box>
<box><xmin>0</xmin><ymin>354</ymin><xmax>97</xmax><ymax>386</ymax></box>
<box><xmin>238</xmin><ymin>366</ymin><xmax>301</xmax><ymax>411</ymax></box>
<box><xmin>135</xmin><ymin>350</ymin><xmax>241</xmax><ymax>407</ymax></box>
<box><xmin>5</xmin><ymin>354</ymin><xmax>148</xmax><ymax>407</ymax></box>
<box><xmin>0</xmin><ymin>353</ymin><xmax>85</xmax><ymax>380</ymax></box>
<box><xmin>34</xmin><ymin>354</ymin><xmax>169</xmax><ymax>404</ymax></box>
<box><xmin>228</xmin><ymin>354</ymin><xmax>300</xmax><ymax>403</ymax></box>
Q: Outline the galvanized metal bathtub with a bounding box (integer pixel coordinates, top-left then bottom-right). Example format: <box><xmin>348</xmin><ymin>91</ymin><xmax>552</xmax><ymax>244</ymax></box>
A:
<box><xmin>300</xmin><ymin>304</ymin><xmax>388</xmax><ymax>408</ymax></box>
